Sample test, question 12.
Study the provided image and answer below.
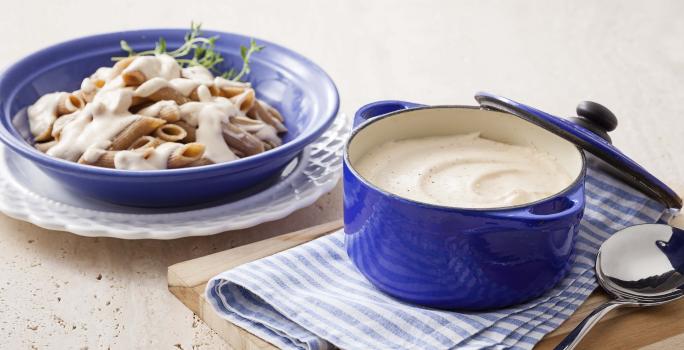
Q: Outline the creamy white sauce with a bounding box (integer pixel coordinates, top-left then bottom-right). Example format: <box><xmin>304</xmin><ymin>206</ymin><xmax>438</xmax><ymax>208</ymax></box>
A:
<box><xmin>114</xmin><ymin>142</ymin><xmax>182</xmax><ymax>170</ymax></box>
<box><xmin>354</xmin><ymin>133</ymin><xmax>573</xmax><ymax>208</ymax></box>
<box><xmin>82</xmin><ymin>140</ymin><xmax>112</xmax><ymax>163</ymax></box>
<box><xmin>182</xmin><ymin>66</ymin><xmax>214</xmax><ymax>83</ymax></box>
<box><xmin>138</xmin><ymin>100</ymin><xmax>178</xmax><ymax>117</ymax></box>
<box><xmin>214</xmin><ymin>76</ymin><xmax>250</xmax><ymax>89</ymax></box>
<box><xmin>28</xmin><ymin>54</ymin><xmax>284</xmax><ymax>170</ymax></box>
<box><xmin>134</xmin><ymin>77</ymin><xmax>171</xmax><ymax>97</ymax></box>
<box><xmin>122</xmin><ymin>54</ymin><xmax>180</xmax><ymax>82</ymax></box>
<box><xmin>46</xmin><ymin>89</ymin><xmax>140</xmax><ymax>161</ymax></box>
<box><xmin>27</xmin><ymin>92</ymin><xmax>67</xmax><ymax>139</ymax></box>
<box><xmin>169</xmin><ymin>78</ymin><xmax>200</xmax><ymax>96</ymax></box>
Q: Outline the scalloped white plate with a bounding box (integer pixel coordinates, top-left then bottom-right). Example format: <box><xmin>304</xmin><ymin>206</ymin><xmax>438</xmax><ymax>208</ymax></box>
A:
<box><xmin>0</xmin><ymin>115</ymin><xmax>347</xmax><ymax>239</ymax></box>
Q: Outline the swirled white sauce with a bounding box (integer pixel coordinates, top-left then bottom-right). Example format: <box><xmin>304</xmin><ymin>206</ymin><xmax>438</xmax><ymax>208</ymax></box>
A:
<box><xmin>354</xmin><ymin>133</ymin><xmax>573</xmax><ymax>208</ymax></box>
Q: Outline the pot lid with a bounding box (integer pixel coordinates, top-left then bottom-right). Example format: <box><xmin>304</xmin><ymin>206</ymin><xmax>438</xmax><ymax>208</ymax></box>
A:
<box><xmin>474</xmin><ymin>91</ymin><xmax>682</xmax><ymax>209</ymax></box>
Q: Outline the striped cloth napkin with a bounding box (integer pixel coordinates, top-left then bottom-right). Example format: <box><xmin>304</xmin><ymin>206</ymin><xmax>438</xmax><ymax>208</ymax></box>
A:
<box><xmin>206</xmin><ymin>165</ymin><xmax>665</xmax><ymax>350</ymax></box>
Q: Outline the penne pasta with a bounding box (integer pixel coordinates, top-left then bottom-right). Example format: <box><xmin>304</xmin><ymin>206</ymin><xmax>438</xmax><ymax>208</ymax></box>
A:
<box><xmin>79</xmin><ymin>148</ymin><xmax>154</xmax><ymax>168</ymax></box>
<box><xmin>109</xmin><ymin>117</ymin><xmax>166</xmax><ymax>150</ymax></box>
<box><xmin>230</xmin><ymin>88</ymin><xmax>256</xmax><ymax>113</ymax></box>
<box><xmin>122</xmin><ymin>70</ymin><xmax>146</xmax><ymax>86</ymax></box>
<box><xmin>145</xmin><ymin>86</ymin><xmax>190</xmax><ymax>105</ymax></box>
<box><xmin>27</xmin><ymin>33</ymin><xmax>286</xmax><ymax>171</ymax></box>
<box><xmin>138</xmin><ymin>100</ymin><xmax>181</xmax><ymax>122</ymax></box>
<box><xmin>168</xmin><ymin>142</ymin><xmax>205</xmax><ymax>168</ymax></box>
<box><xmin>189</xmin><ymin>85</ymin><xmax>221</xmax><ymax>101</ymax></box>
<box><xmin>222</xmin><ymin>122</ymin><xmax>266</xmax><ymax>156</ymax></box>
<box><xmin>111</xmin><ymin>56</ymin><xmax>136</xmax><ymax>78</ymax></box>
<box><xmin>247</xmin><ymin>100</ymin><xmax>287</xmax><ymax>133</ymax></box>
<box><xmin>187</xmin><ymin>158</ymin><xmax>214</xmax><ymax>167</ymax></box>
<box><xmin>231</xmin><ymin>115</ymin><xmax>268</xmax><ymax>133</ymax></box>
<box><xmin>51</xmin><ymin>112</ymin><xmax>78</xmax><ymax>140</ymax></box>
<box><xmin>35</xmin><ymin>140</ymin><xmax>57</xmax><ymax>153</ymax></box>
<box><xmin>171</xmin><ymin>120</ymin><xmax>196</xmax><ymax>142</ymax></box>
<box><xmin>154</xmin><ymin>124</ymin><xmax>187</xmax><ymax>142</ymax></box>
<box><xmin>56</xmin><ymin>93</ymin><xmax>85</xmax><ymax>116</ymax></box>
<box><xmin>214</xmin><ymin>77</ymin><xmax>251</xmax><ymax>98</ymax></box>
<box><xmin>128</xmin><ymin>135</ymin><xmax>161</xmax><ymax>150</ymax></box>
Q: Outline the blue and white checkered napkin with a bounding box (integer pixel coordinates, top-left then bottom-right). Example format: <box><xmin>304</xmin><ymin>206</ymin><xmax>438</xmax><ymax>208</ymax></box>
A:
<box><xmin>206</xmin><ymin>166</ymin><xmax>665</xmax><ymax>350</ymax></box>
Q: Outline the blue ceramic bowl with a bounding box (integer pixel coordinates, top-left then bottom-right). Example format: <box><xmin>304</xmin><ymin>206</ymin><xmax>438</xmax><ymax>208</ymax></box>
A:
<box><xmin>0</xmin><ymin>29</ymin><xmax>339</xmax><ymax>207</ymax></box>
<box><xmin>344</xmin><ymin>101</ymin><xmax>586</xmax><ymax>310</ymax></box>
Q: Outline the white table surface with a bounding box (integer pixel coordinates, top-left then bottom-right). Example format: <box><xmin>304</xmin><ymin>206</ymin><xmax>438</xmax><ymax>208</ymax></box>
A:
<box><xmin>1</xmin><ymin>1</ymin><xmax>683</xmax><ymax>349</ymax></box>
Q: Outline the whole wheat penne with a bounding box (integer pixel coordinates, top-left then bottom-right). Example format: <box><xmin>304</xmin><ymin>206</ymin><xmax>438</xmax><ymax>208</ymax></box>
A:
<box><xmin>263</xmin><ymin>100</ymin><xmax>285</xmax><ymax>123</ymax></box>
<box><xmin>57</xmin><ymin>93</ymin><xmax>85</xmax><ymax>116</ymax></box>
<box><xmin>78</xmin><ymin>150</ymin><xmax>117</xmax><ymax>168</ymax></box>
<box><xmin>214</xmin><ymin>77</ymin><xmax>251</xmax><ymax>98</ymax></box>
<box><xmin>229</xmin><ymin>147</ymin><xmax>245</xmax><ymax>158</ymax></box>
<box><xmin>247</xmin><ymin>100</ymin><xmax>287</xmax><ymax>133</ymax></box>
<box><xmin>79</xmin><ymin>148</ymin><xmax>154</xmax><ymax>168</ymax></box>
<box><xmin>129</xmin><ymin>135</ymin><xmax>161</xmax><ymax>150</ymax></box>
<box><xmin>111</xmin><ymin>56</ymin><xmax>136</xmax><ymax>78</ymax></box>
<box><xmin>187</xmin><ymin>158</ymin><xmax>214</xmax><ymax>167</ymax></box>
<box><xmin>77</xmin><ymin>78</ymin><xmax>105</xmax><ymax>103</ymax></box>
<box><xmin>35</xmin><ymin>140</ymin><xmax>57</xmax><ymax>153</ymax></box>
<box><xmin>51</xmin><ymin>112</ymin><xmax>78</xmax><ymax>140</ymax></box>
<box><xmin>231</xmin><ymin>115</ymin><xmax>267</xmax><ymax>133</ymax></box>
<box><xmin>189</xmin><ymin>85</ymin><xmax>222</xmax><ymax>101</ymax></box>
<box><xmin>230</xmin><ymin>89</ymin><xmax>256</xmax><ymax>113</ymax></box>
<box><xmin>222</xmin><ymin>122</ymin><xmax>266</xmax><ymax>156</ymax></box>
<box><xmin>109</xmin><ymin>117</ymin><xmax>166</xmax><ymax>150</ymax></box>
<box><xmin>147</xmin><ymin>86</ymin><xmax>190</xmax><ymax>105</ymax></box>
<box><xmin>131</xmin><ymin>96</ymin><xmax>151</xmax><ymax>107</ymax></box>
<box><xmin>27</xmin><ymin>46</ymin><xmax>287</xmax><ymax>170</ymax></box>
<box><xmin>171</xmin><ymin>120</ymin><xmax>196</xmax><ymax>142</ymax></box>
<box><xmin>154</xmin><ymin>124</ymin><xmax>187</xmax><ymax>142</ymax></box>
<box><xmin>122</xmin><ymin>70</ymin><xmax>146</xmax><ymax>86</ymax></box>
<box><xmin>138</xmin><ymin>101</ymin><xmax>181</xmax><ymax>122</ymax></box>
<box><xmin>168</xmin><ymin>142</ymin><xmax>205</xmax><ymax>168</ymax></box>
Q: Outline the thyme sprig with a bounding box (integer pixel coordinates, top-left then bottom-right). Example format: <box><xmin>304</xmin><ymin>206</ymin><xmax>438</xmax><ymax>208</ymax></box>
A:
<box><xmin>112</xmin><ymin>22</ymin><xmax>264</xmax><ymax>82</ymax></box>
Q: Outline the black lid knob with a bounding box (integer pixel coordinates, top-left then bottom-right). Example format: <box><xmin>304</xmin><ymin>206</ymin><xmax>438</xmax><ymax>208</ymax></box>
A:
<box><xmin>569</xmin><ymin>101</ymin><xmax>618</xmax><ymax>143</ymax></box>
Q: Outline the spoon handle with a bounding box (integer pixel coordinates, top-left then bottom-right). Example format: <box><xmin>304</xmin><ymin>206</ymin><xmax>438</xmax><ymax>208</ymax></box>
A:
<box><xmin>554</xmin><ymin>300</ymin><xmax>626</xmax><ymax>350</ymax></box>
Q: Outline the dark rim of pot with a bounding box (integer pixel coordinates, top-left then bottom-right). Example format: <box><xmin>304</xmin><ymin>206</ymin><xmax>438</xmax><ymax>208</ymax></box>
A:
<box><xmin>344</xmin><ymin>105</ymin><xmax>587</xmax><ymax>213</ymax></box>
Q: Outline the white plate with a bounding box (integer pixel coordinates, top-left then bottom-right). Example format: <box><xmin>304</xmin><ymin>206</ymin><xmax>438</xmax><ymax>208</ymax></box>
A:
<box><xmin>0</xmin><ymin>115</ymin><xmax>347</xmax><ymax>239</ymax></box>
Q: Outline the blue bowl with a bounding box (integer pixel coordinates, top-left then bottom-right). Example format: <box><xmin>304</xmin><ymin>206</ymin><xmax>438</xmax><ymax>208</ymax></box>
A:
<box><xmin>0</xmin><ymin>29</ymin><xmax>339</xmax><ymax>207</ymax></box>
<box><xmin>344</xmin><ymin>101</ymin><xmax>586</xmax><ymax>310</ymax></box>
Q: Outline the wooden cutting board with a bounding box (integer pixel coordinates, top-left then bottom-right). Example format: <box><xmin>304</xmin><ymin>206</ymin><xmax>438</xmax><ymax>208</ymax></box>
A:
<box><xmin>168</xmin><ymin>221</ymin><xmax>684</xmax><ymax>350</ymax></box>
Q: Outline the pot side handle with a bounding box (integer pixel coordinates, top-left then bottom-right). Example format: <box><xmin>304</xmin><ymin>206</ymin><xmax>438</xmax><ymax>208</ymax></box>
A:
<box><xmin>525</xmin><ymin>188</ymin><xmax>585</xmax><ymax>220</ymax></box>
<box><xmin>353</xmin><ymin>100</ymin><xmax>424</xmax><ymax>128</ymax></box>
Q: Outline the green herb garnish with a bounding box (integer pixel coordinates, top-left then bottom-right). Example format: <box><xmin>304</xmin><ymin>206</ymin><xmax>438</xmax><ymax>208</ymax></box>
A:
<box><xmin>112</xmin><ymin>22</ymin><xmax>264</xmax><ymax>82</ymax></box>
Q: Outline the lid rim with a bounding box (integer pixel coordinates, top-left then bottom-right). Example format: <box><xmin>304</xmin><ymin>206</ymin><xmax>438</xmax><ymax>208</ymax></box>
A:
<box><xmin>475</xmin><ymin>91</ymin><xmax>682</xmax><ymax>210</ymax></box>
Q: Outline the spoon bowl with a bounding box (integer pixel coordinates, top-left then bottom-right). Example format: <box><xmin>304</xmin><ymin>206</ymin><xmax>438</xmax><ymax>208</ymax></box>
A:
<box><xmin>555</xmin><ymin>223</ymin><xmax>684</xmax><ymax>350</ymax></box>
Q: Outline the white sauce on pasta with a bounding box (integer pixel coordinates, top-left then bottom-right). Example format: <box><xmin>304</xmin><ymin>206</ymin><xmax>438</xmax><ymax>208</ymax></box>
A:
<box><xmin>354</xmin><ymin>133</ymin><xmax>573</xmax><ymax>208</ymax></box>
<box><xmin>180</xmin><ymin>92</ymin><xmax>240</xmax><ymax>163</ymax></box>
<box><xmin>114</xmin><ymin>142</ymin><xmax>183</xmax><ymax>170</ymax></box>
<box><xmin>27</xmin><ymin>92</ymin><xmax>67</xmax><ymax>139</ymax></box>
<box><xmin>47</xmin><ymin>89</ymin><xmax>140</xmax><ymax>161</ymax></box>
<box><xmin>122</xmin><ymin>54</ymin><xmax>180</xmax><ymax>82</ymax></box>
<box><xmin>137</xmin><ymin>100</ymin><xmax>178</xmax><ymax>117</ymax></box>
<box><xmin>181</xmin><ymin>66</ymin><xmax>214</xmax><ymax>83</ymax></box>
<box><xmin>26</xmin><ymin>53</ymin><xmax>284</xmax><ymax>170</ymax></box>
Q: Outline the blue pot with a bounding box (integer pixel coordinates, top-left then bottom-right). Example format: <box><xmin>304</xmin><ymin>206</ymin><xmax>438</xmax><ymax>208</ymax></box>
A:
<box><xmin>0</xmin><ymin>29</ymin><xmax>339</xmax><ymax>207</ymax></box>
<box><xmin>344</xmin><ymin>100</ymin><xmax>586</xmax><ymax>310</ymax></box>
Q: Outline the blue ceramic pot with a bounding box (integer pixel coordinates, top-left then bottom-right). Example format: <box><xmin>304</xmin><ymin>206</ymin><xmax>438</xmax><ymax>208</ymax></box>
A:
<box><xmin>0</xmin><ymin>29</ymin><xmax>339</xmax><ymax>207</ymax></box>
<box><xmin>344</xmin><ymin>101</ymin><xmax>586</xmax><ymax>310</ymax></box>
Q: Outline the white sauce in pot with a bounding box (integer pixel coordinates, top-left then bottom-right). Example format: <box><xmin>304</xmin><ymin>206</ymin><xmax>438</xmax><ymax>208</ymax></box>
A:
<box><xmin>354</xmin><ymin>133</ymin><xmax>573</xmax><ymax>209</ymax></box>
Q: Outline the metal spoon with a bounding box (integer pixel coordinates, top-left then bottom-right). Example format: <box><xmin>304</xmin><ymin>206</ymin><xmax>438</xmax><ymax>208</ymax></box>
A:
<box><xmin>555</xmin><ymin>224</ymin><xmax>684</xmax><ymax>350</ymax></box>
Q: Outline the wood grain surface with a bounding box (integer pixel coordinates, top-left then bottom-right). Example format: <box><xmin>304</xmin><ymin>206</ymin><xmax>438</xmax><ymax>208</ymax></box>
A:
<box><xmin>1</xmin><ymin>1</ymin><xmax>683</xmax><ymax>349</ymax></box>
<box><xmin>168</xmin><ymin>221</ymin><xmax>684</xmax><ymax>350</ymax></box>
